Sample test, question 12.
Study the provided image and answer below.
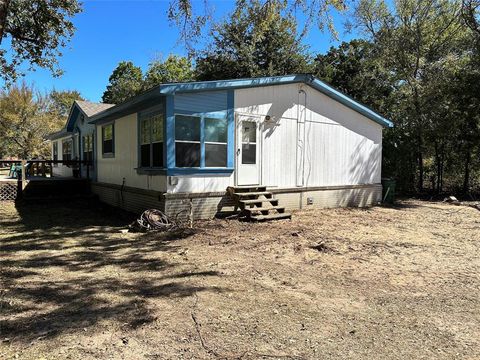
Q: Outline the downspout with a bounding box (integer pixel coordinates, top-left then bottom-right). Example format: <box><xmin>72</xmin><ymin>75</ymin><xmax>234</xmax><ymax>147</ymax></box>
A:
<box><xmin>297</xmin><ymin>88</ymin><xmax>307</xmax><ymax>208</ymax></box>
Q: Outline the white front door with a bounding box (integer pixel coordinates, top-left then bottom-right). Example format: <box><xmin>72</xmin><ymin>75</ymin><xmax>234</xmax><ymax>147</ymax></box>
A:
<box><xmin>236</xmin><ymin>115</ymin><xmax>261</xmax><ymax>185</ymax></box>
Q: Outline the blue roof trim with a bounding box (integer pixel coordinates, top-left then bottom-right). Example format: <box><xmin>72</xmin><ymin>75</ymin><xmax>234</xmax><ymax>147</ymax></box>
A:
<box><xmin>308</xmin><ymin>79</ymin><xmax>393</xmax><ymax>128</ymax></box>
<box><xmin>89</xmin><ymin>74</ymin><xmax>393</xmax><ymax>128</ymax></box>
<box><xmin>159</xmin><ymin>74</ymin><xmax>305</xmax><ymax>94</ymax></box>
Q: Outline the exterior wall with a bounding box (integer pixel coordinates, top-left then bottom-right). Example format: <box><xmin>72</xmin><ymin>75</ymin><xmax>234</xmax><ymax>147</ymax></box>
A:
<box><xmin>50</xmin><ymin>111</ymin><xmax>96</xmax><ymax>179</ymax></box>
<box><xmin>51</xmin><ymin>137</ymin><xmax>73</xmax><ymax>177</ymax></box>
<box><xmin>162</xmin><ymin>184</ymin><xmax>381</xmax><ymax>220</ymax></box>
<box><xmin>91</xmin><ymin>182</ymin><xmax>165</xmax><ymax>214</ymax></box>
<box><xmin>95</xmin><ymin>113</ymin><xmax>167</xmax><ymax>192</ymax></box>
<box><xmin>167</xmin><ymin>174</ymin><xmax>234</xmax><ymax>193</ymax></box>
<box><xmin>72</xmin><ymin>112</ymin><xmax>96</xmax><ymax>180</ymax></box>
<box><xmin>234</xmin><ymin>83</ymin><xmax>383</xmax><ymax>188</ymax></box>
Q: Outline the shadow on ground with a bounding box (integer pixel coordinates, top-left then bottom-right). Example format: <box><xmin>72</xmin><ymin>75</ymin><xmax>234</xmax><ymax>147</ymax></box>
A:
<box><xmin>0</xmin><ymin>199</ymin><xmax>225</xmax><ymax>342</ymax></box>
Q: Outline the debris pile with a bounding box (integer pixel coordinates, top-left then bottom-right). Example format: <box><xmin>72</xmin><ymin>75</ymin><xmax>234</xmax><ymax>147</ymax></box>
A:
<box><xmin>129</xmin><ymin>209</ymin><xmax>186</xmax><ymax>232</ymax></box>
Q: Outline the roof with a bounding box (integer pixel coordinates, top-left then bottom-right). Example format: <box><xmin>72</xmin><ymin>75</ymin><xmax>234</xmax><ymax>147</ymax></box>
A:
<box><xmin>46</xmin><ymin>129</ymin><xmax>72</xmax><ymax>141</ymax></box>
<box><xmin>89</xmin><ymin>74</ymin><xmax>393</xmax><ymax>128</ymax></box>
<box><xmin>66</xmin><ymin>100</ymin><xmax>114</xmax><ymax>130</ymax></box>
<box><xmin>75</xmin><ymin>100</ymin><xmax>115</xmax><ymax>117</ymax></box>
<box><xmin>47</xmin><ymin>100</ymin><xmax>115</xmax><ymax>140</ymax></box>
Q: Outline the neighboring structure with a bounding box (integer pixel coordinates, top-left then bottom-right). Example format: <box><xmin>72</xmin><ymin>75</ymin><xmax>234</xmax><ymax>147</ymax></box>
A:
<box><xmin>48</xmin><ymin>74</ymin><xmax>393</xmax><ymax>219</ymax></box>
<box><xmin>47</xmin><ymin>100</ymin><xmax>114</xmax><ymax>178</ymax></box>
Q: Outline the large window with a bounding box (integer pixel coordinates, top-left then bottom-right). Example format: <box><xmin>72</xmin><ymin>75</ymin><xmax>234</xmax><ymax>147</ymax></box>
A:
<box><xmin>52</xmin><ymin>141</ymin><xmax>58</xmax><ymax>167</ymax></box>
<box><xmin>62</xmin><ymin>140</ymin><xmax>72</xmax><ymax>162</ymax></box>
<box><xmin>174</xmin><ymin>114</ymin><xmax>228</xmax><ymax>168</ymax></box>
<box><xmin>102</xmin><ymin>123</ymin><xmax>114</xmax><ymax>156</ymax></box>
<box><xmin>139</xmin><ymin>111</ymin><xmax>164</xmax><ymax>168</ymax></box>
<box><xmin>82</xmin><ymin>134</ymin><xmax>94</xmax><ymax>165</ymax></box>
<box><xmin>204</xmin><ymin>117</ymin><xmax>227</xmax><ymax>167</ymax></box>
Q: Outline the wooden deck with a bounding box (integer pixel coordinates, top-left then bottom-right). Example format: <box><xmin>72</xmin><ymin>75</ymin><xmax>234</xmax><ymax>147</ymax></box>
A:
<box><xmin>0</xmin><ymin>176</ymin><xmax>90</xmax><ymax>201</ymax></box>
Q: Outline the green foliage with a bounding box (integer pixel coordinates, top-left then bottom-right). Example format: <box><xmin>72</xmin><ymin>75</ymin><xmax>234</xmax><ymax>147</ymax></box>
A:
<box><xmin>349</xmin><ymin>0</ymin><xmax>480</xmax><ymax>194</ymax></box>
<box><xmin>195</xmin><ymin>0</ymin><xmax>311</xmax><ymax>80</ymax></box>
<box><xmin>0</xmin><ymin>83</ymin><xmax>64</xmax><ymax>158</ymax></box>
<box><xmin>0</xmin><ymin>0</ymin><xmax>82</xmax><ymax>84</ymax></box>
<box><xmin>168</xmin><ymin>0</ymin><xmax>347</xmax><ymax>53</ymax></box>
<box><xmin>144</xmin><ymin>55</ymin><xmax>194</xmax><ymax>89</ymax></box>
<box><xmin>314</xmin><ymin>40</ymin><xmax>393</xmax><ymax>112</ymax></box>
<box><xmin>49</xmin><ymin>89</ymin><xmax>84</xmax><ymax>119</ymax></box>
<box><xmin>102</xmin><ymin>61</ymin><xmax>144</xmax><ymax>104</ymax></box>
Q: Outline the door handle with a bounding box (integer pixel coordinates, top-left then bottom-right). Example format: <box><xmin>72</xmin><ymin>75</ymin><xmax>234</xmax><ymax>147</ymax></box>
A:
<box><xmin>237</xmin><ymin>148</ymin><xmax>241</xmax><ymax>155</ymax></box>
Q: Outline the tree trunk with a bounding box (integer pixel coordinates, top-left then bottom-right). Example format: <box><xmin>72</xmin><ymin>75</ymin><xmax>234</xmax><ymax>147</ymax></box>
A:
<box><xmin>417</xmin><ymin>133</ymin><xmax>424</xmax><ymax>192</ymax></box>
<box><xmin>0</xmin><ymin>0</ymin><xmax>10</xmax><ymax>44</ymax></box>
<box><xmin>463</xmin><ymin>149</ymin><xmax>471</xmax><ymax>195</ymax></box>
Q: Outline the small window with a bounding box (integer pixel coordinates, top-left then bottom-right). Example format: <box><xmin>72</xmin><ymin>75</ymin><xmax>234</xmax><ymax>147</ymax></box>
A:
<box><xmin>102</xmin><ymin>123</ymin><xmax>114</xmax><ymax>155</ymax></box>
<box><xmin>175</xmin><ymin>115</ymin><xmax>201</xmax><ymax>167</ymax></box>
<box><xmin>82</xmin><ymin>134</ymin><xmax>94</xmax><ymax>166</ymax></box>
<box><xmin>241</xmin><ymin>121</ymin><xmax>256</xmax><ymax>164</ymax></box>
<box><xmin>204</xmin><ymin>117</ymin><xmax>227</xmax><ymax>167</ymax></box>
<box><xmin>139</xmin><ymin>111</ymin><xmax>164</xmax><ymax>168</ymax></box>
<box><xmin>62</xmin><ymin>140</ymin><xmax>72</xmax><ymax>162</ymax></box>
<box><xmin>52</xmin><ymin>141</ymin><xmax>58</xmax><ymax>167</ymax></box>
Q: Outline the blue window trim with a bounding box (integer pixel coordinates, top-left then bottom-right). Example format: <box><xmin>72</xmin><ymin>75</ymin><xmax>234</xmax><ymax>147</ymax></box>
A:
<box><xmin>163</xmin><ymin>92</ymin><xmax>235</xmax><ymax>176</ymax></box>
<box><xmin>166</xmin><ymin>168</ymin><xmax>234</xmax><ymax>176</ymax></box>
<box><xmin>166</xmin><ymin>95</ymin><xmax>175</xmax><ymax>169</ymax></box>
<box><xmin>227</xmin><ymin>90</ymin><xmax>234</xmax><ymax>168</ymax></box>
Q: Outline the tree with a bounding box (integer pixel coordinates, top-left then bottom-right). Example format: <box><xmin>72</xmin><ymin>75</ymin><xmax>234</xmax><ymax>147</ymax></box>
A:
<box><xmin>144</xmin><ymin>55</ymin><xmax>194</xmax><ymax>89</ymax></box>
<box><xmin>462</xmin><ymin>0</ymin><xmax>480</xmax><ymax>36</ymax></box>
<box><xmin>0</xmin><ymin>0</ymin><xmax>81</xmax><ymax>84</ymax></box>
<box><xmin>353</xmin><ymin>0</ymin><xmax>466</xmax><ymax>192</ymax></box>
<box><xmin>0</xmin><ymin>83</ymin><xmax>64</xmax><ymax>158</ymax></box>
<box><xmin>49</xmin><ymin>89</ymin><xmax>84</xmax><ymax>119</ymax></box>
<box><xmin>102</xmin><ymin>61</ymin><xmax>144</xmax><ymax>104</ymax></box>
<box><xmin>195</xmin><ymin>0</ymin><xmax>311</xmax><ymax>80</ymax></box>
<box><xmin>167</xmin><ymin>0</ymin><xmax>347</xmax><ymax>53</ymax></box>
<box><xmin>314</xmin><ymin>39</ymin><xmax>393</xmax><ymax>112</ymax></box>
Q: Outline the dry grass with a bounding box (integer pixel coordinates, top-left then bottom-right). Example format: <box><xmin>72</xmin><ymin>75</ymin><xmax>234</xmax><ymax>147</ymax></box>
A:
<box><xmin>0</xmin><ymin>199</ymin><xmax>479</xmax><ymax>359</ymax></box>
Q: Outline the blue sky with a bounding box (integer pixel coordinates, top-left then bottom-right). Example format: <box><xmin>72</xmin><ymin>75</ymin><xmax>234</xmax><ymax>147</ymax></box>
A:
<box><xmin>8</xmin><ymin>0</ymin><xmax>356</xmax><ymax>102</ymax></box>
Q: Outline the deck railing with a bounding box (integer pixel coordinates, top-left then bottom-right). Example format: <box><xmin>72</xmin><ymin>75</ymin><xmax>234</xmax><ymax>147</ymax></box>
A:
<box><xmin>0</xmin><ymin>159</ymin><xmax>93</xmax><ymax>190</ymax></box>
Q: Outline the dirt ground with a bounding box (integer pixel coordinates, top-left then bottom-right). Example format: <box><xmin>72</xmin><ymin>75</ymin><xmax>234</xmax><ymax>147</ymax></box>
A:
<box><xmin>1</xmin><ymin>199</ymin><xmax>479</xmax><ymax>360</ymax></box>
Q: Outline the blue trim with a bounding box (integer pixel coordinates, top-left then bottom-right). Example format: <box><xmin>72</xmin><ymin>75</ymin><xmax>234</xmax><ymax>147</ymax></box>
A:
<box><xmin>167</xmin><ymin>168</ymin><xmax>234</xmax><ymax>176</ymax></box>
<box><xmin>159</xmin><ymin>75</ymin><xmax>305</xmax><ymax>95</ymax></box>
<box><xmin>165</xmin><ymin>95</ymin><xmax>175</xmax><ymax>168</ymax></box>
<box><xmin>89</xmin><ymin>74</ymin><xmax>392</xmax><ymax>128</ymax></box>
<box><xmin>227</xmin><ymin>90</ymin><xmax>234</xmax><ymax>168</ymax></box>
<box><xmin>200</xmin><ymin>116</ymin><xmax>205</xmax><ymax>167</ymax></box>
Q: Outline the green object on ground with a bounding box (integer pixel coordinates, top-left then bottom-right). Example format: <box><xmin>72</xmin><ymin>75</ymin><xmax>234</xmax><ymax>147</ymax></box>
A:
<box><xmin>382</xmin><ymin>178</ymin><xmax>396</xmax><ymax>204</ymax></box>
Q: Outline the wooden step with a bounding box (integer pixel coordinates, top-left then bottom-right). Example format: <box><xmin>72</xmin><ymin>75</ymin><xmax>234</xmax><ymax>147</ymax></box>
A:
<box><xmin>250</xmin><ymin>213</ymin><xmax>292</xmax><ymax>222</ymax></box>
<box><xmin>228</xmin><ymin>185</ymin><xmax>267</xmax><ymax>192</ymax></box>
<box><xmin>239</xmin><ymin>198</ymin><xmax>279</xmax><ymax>206</ymax></box>
<box><xmin>234</xmin><ymin>191</ymin><xmax>272</xmax><ymax>197</ymax></box>
<box><xmin>244</xmin><ymin>205</ymin><xmax>285</xmax><ymax>213</ymax></box>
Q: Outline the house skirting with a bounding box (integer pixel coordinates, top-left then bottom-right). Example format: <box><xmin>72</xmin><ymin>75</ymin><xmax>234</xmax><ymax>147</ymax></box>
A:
<box><xmin>91</xmin><ymin>182</ymin><xmax>382</xmax><ymax>220</ymax></box>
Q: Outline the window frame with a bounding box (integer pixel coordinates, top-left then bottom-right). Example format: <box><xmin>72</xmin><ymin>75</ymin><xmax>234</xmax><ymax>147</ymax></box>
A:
<box><xmin>52</xmin><ymin>141</ymin><xmax>58</xmax><ymax>167</ymax></box>
<box><xmin>137</xmin><ymin>105</ymin><xmax>165</xmax><ymax>170</ymax></box>
<box><xmin>101</xmin><ymin>122</ymin><xmax>115</xmax><ymax>158</ymax></box>
<box><xmin>174</xmin><ymin>112</ymin><xmax>228</xmax><ymax>169</ymax></box>
<box><xmin>62</xmin><ymin>139</ymin><xmax>73</xmax><ymax>163</ymax></box>
<box><xmin>82</xmin><ymin>133</ymin><xmax>94</xmax><ymax>167</ymax></box>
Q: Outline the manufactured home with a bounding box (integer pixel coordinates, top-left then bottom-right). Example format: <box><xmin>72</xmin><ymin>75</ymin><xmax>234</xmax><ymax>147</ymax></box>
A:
<box><xmin>48</xmin><ymin>74</ymin><xmax>393</xmax><ymax>219</ymax></box>
<box><xmin>47</xmin><ymin>100</ymin><xmax>114</xmax><ymax>178</ymax></box>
